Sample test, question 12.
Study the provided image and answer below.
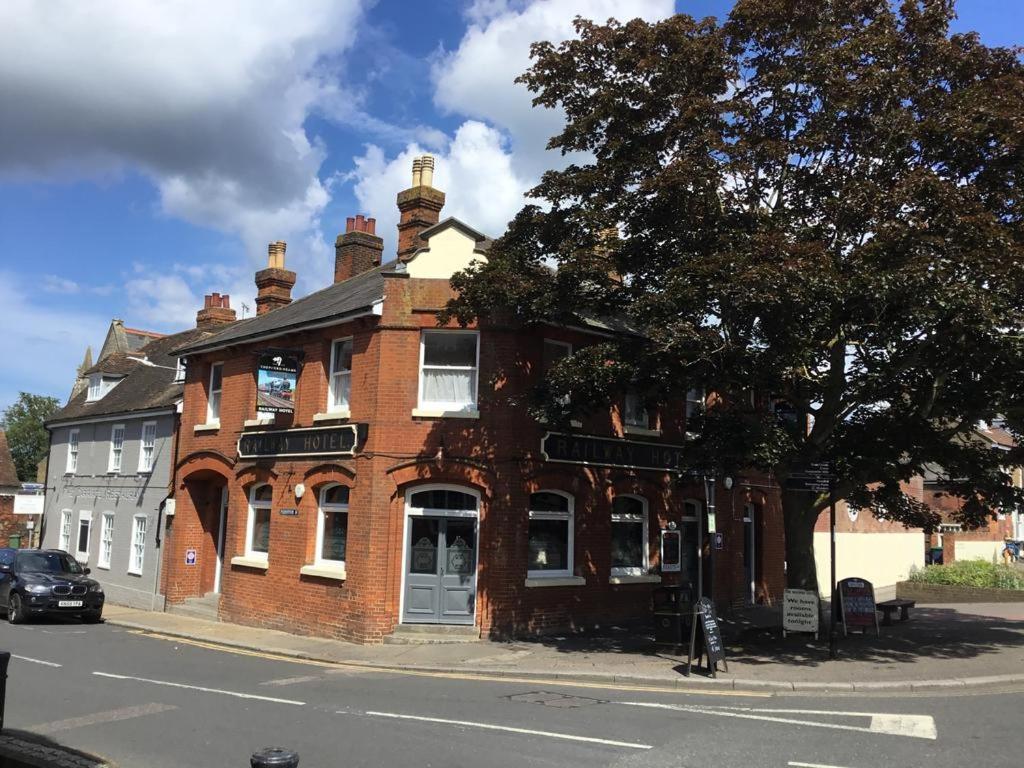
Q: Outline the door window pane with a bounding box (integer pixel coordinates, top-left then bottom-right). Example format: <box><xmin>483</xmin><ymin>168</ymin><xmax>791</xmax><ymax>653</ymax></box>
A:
<box><xmin>409</xmin><ymin>518</ymin><xmax>439</xmax><ymax>574</ymax></box>
<box><xmin>445</xmin><ymin>519</ymin><xmax>476</xmax><ymax>576</ymax></box>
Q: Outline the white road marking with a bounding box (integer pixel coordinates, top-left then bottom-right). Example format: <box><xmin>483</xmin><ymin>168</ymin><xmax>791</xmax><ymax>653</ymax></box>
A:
<box><xmin>361</xmin><ymin>710</ymin><xmax>653</xmax><ymax>750</ymax></box>
<box><xmin>93</xmin><ymin>672</ymin><xmax>305</xmax><ymax>706</ymax></box>
<box><xmin>617</xmin><ymin>702</ymin><xmax>936</xmax><ymax>740</ymax></box>
<box><xmin>13</xmin><ymin>655</ymin><xmax>62</xmax><ymax>668</ymax></box>
<box><xmin>30</xmin><ymin>703</ymin><xmax>177</xmax><ymax>734</ymax></box>
<box><xmin>260</xmin><ymin>675</ymin><xmax>321</xmax><ymax>687</ymax></box>
<box><xmin>789</xmin><ymin>763</ymin><xmax>853</xmax><ymax>768</ymax></box>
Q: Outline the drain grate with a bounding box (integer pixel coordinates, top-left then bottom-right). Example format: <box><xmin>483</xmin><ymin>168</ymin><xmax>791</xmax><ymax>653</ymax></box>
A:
<box><xmin>507</xmin><ymin>691</ymin><xmax>606</xmax><ymax>708</ymax></box>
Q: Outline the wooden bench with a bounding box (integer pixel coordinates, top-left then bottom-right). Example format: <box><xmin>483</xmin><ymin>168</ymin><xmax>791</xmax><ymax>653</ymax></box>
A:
<box><xmin>877</xmin><ymin>598</ymin><xmax>915</xmax><ymax>626</ymax></box>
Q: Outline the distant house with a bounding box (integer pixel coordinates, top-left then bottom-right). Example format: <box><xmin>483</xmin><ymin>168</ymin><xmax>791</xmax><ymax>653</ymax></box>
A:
<box><xmin>923</xmin><ymin>423</ymin><xmax>1023</xmax><ymax>563</ymax></box>
<box><xmin>0</xmin><ymin>431</ymin><xmax>27</xmax><ymax>547</ymax></box>
<box><xmin>41</xmin><ymin>302</ymin><xmax>235</xmax><ymax>610</ymax></box>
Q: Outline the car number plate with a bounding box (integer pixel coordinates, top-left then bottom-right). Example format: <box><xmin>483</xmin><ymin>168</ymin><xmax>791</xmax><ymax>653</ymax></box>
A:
<box><xmin>58</xmin><ymin>600</ymin><xmax>83</xmax><ymax>608</ymax></box>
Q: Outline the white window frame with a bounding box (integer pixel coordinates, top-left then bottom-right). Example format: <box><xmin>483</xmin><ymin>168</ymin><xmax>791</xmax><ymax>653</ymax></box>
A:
<box><xmin>610</xmin><ymin>495</ymin><xmax>649</xmax><ymax>577</ymax></box>
<box><xmin>623</xmin><ymin>391</ymin><xmax>650</xmax><ymax>429</ymax></box>
<box><xmin>527</xmin><ymin>490</ymin><xmax>575</xmax><ymax>579</ymax></box>
<box><xmin>76</xmin><ymin>510</ymin><xmax>93</xmax><ymax>563</ymax></box>
<box><xmin>207</xmin><ymin>363</ymin><xmax>224</xmax><ymax>425</ymax></box>
<box><xmin>328</xmin><ymin>337</ymin><xmax>353</xmax><ymax>414</ymax></box>
<box><xmin>138</xmin><ymin>421</ymin><xmax>157</xmax><ymax>473</ymax></box>
<box><xmin>87</xmin><ymin>374</ymin><xmax>101</xmax><ymax>401</ymax></box>
<box><xmin>108</xmin><ymin>423</ymin><xmax>125</xmax><ymax>473</ymax></box>
<box><xmin>128</xmin><ymin>514</ymin><xmax>147</xmax><ymax>575</ymax></box>
<box><xmin>98</xmin><ymin>512</ymin><xmax>114</xmax><ymax>569</ymax></box>
<box><xmin>59</xmin><ymin>510</ymin><xmax>72</xmax><ymax>551</ymax></box>
<box><xmin>686</xmin><ymin>387</ymin><xmax>705</xmax><ymax>418</ymax></box>
<box><xmin>418</xmin><ymin>330</ymin><xmax>480</xmax><ymax>412</ymax></box>
<box><xmin>315</xmin><ymin>484</ymin><xmax>349</xmax><ymax>568</ymax></box>
<box><xmin>244</xmin><ymin>483</ymin><xmax>272</xmax><ymax>562</ymax></box>
<box><xmin>66</xmin><ymin>429</ymin><xmax>79</xmax><ymax>474</ymax></box>
<box><xmin>174</xmin><ymin>357</ymin><xmax>186</xmax><ymax>383</ymax></box>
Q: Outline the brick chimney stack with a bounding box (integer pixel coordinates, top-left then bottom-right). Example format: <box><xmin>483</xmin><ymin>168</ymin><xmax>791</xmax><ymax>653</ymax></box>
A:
<box><xmin>196</xmin><ymin>292</ymin><xmax>236</xmax><ymax>328</ymax></box>
<box><xmin>255</xmin><ymin>240</ymin><xmax>296</xmax><ymax>316</ymax></box>
<box><xmin>396</xmin><ymin>154</ymin><xmax>445</xmax><ymax>260</ymax></box>
<box><xmin>335</xmin><ymin>214</ymin><xmax>383</xmax><ymax>283</ymax></box>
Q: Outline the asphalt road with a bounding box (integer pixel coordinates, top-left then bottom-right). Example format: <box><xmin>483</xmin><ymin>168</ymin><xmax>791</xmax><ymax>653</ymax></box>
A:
<box><xmin>1</xmin><ymin>618</ymin><xmax>1021</xmax><ymax>768</ymax></box>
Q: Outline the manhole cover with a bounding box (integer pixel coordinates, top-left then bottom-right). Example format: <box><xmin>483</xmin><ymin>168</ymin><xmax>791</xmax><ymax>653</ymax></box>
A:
<box><xmin>507</xmin><ymin>691</ymin><xmax>605</xmax><ymax>708</ymax></box>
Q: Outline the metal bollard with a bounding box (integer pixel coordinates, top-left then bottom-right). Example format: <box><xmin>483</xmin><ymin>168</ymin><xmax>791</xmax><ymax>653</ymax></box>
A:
<box><xmin>251</xmin><ymin>747</ymin><xmax>299</xmax><ymax>768</ymax></box>
<box><xmin>0</xmin><ymin>651</ymin><xmax>10</xmax><ymax>732</ymax></box>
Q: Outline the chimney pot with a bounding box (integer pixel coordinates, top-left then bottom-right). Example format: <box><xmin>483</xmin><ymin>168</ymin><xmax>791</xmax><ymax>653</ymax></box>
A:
<box><xmin>367</xmin><ymin>217</ymin><xmax>376</xmax><ymax>235</ymax></box>
<box><xmin>196</xmin><ymin>290</ymin><xmax>237</xmax><ymax>327</ymax></box>
<box><xmin>222</xmin><ymin>294</ymin><xmax>230</xmax><ymax>308</ymax></box>
<box><xmin>346</xmin><ymin>216</ymin><xmax>355</xmax><ymax>233</ymax></box>
<box><xmin>335</xmin><ymin>212</ymin><xmax>384</xmax><ymax>282</ymax></box>
<box><xmin>411</xmin><ymin>156</ymin><xmax>423</xmax><ymax>187</ymax></box>
<box><xmin>420</xmin><ymin>155</ymin><xmax>435</xmax><ymax>188</ymax></box>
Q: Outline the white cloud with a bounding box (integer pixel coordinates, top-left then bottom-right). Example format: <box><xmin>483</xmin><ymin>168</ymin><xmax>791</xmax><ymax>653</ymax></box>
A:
<box><xmin>350</xmin><ymin>0</ymin><xmax>674</xmax><ymax>254</ymax></box>
<box><xmin>0</xmin><ymin>0</ymin><xmax>366</xmax><ymax>275</ymax></box>
<box><xmin>41</xmin><ymin>275</ymin><xmax>80</xmax><ymax>294</ymax></box>
<box><xmin>0</xmin><ymin>273</ymin><xmax>108</xmax><ymax>412</ymax></box>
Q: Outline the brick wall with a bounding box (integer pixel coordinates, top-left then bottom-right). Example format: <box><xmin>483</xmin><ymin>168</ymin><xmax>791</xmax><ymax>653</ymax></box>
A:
<box><xmin>163</xmin><ymin>273</ymin><xmax>785</xmax><ymax>642</ymax></box>
<box><xmin>0</xmin><ymin>495</ymin><xmax>29</xmax><ymax>547</ymax></box>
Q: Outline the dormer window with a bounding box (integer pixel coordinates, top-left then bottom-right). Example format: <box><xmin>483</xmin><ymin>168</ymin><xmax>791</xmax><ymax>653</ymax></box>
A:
<box><xmin>86</xmin><ymin>374</ymin><xmax>121</xmax><ymax>401</ymax></box>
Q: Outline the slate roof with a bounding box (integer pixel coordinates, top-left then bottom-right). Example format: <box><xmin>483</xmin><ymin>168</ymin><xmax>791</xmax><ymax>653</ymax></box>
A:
<box><xmin>175</xmin><ymin>263</ymin><xmax>389</xmax><ymax>356</ymax></box>
<box><xmin>47</xmin><ymin>326</ymin><xmax>215</xmax><ymax>425</ymax></box>
<box><xmin>0</xmin><ymin>431</ymin><xmax>19</xmax><ymax>488</ymax></box>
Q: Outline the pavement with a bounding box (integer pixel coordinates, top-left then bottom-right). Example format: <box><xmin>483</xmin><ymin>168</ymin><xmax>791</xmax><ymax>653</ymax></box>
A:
<box><xmin>100</xmin><ymin>600</ymin><xmax>1024</xmax><ymax>694</ymax></box>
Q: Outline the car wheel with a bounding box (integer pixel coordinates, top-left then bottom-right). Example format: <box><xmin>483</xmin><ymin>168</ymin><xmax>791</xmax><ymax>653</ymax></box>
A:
<box><xmin>82</xmin><ymin>610</ymin><xmax>102</xmax><ymax>624</ymax></box>
<box><xmin>8</xmin><ymin>593</ymin><xmax>25</xmax><ymax>625</ymax></box>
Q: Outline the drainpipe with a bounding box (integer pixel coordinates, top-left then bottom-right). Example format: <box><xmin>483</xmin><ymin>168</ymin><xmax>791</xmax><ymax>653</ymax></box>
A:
<box><xmin>154</xmin><ymin>409</ymin><xmax>183</xmax><ymax>611</ymax></box>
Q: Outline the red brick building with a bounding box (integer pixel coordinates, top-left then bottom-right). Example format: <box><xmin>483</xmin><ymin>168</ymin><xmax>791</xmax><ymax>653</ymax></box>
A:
<box><xmin>161</xmin><ymin>158</ymin><xmax>785</xmax><ymax>643</ymax></box>
<box><xmin>0</xmin><ymin>431</ymin><xmax>27</xmax><ymax>548</ymax></box>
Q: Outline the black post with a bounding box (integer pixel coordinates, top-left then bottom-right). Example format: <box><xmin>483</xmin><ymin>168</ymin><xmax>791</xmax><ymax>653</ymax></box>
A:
<box><xmin>0</xmin><ymin>651</ymin><xmax>10</xmax><ymax>732</ymax></box>
<box><xmin>251</xmin><ymin>748</ymin><xmax>299</xmax><ymax>768</ymax></box>
<box><xmin>829</xmin><ymin>480</ymin><xmax>838</xmax><ymax>660</ymax></box>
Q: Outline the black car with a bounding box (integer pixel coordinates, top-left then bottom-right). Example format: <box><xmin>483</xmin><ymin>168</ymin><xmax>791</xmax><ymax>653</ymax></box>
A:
<box><xmin>0</xmin><ymin>548</ymin><xmax>104</xmax><ymax>624</ymax></box>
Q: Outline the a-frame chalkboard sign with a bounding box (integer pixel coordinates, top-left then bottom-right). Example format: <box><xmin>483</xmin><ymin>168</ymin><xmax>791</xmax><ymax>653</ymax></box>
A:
<box><xmin>685</xmin><ymin>597</ymin><xmax>728</xmax><ymax>677</ymax></box>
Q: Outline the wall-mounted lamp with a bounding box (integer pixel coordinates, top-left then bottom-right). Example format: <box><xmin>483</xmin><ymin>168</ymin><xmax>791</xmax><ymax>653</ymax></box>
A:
<box><xmin>723</xmin><ymin>476</ymin><xmax>734</xmax><ymax>490</ymax></box>
<box><xmin>294</xmin><ymin>483</ymin><xmax>306</xmax><ymax>500</ymax></box>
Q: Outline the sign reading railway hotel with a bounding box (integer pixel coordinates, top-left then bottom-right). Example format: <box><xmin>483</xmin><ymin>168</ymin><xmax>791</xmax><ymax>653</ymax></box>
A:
<box><xmin>541</xmin><ymin>432</ymin><xmax>685</xmax><ymax>472</ymax></box>
<box><xmin>238</xmin><ymin>424</ymin><xmax>363</xmax><ymax>459</ymax></box>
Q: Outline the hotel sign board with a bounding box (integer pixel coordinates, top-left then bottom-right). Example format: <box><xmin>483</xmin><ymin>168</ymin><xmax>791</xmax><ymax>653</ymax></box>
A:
<box><xmin>238</xmin><ymin>424</ymin><xmax>363</xmax><ymax>460</ymax></box>
<box><xmin>541</xmin><ymin>432</ymin><xmax>685</xmax><ymax>473</ymax></box>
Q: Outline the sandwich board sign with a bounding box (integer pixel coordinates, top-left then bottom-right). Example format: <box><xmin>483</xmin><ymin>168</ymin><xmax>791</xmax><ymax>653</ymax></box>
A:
<box><xmin>685</xmin><ymin>597</ymin><xmax>728</xmax><ymax>678</ymax></box>
<box><xmin>783</xmin><ymin>588</ymin><xmax>820</xmax><ymax>638</ymax></box>
<box><xmin>838</xmin><ymin>577</ymin><xmax>879</xmax><ymax>636</ymax></box>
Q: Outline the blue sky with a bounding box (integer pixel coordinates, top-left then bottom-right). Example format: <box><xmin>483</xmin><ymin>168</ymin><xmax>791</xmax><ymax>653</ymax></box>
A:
<box><xmin>0</xmin><ymin>0</ymin><xmax>1019</xmax><ymax>413</ymax></box>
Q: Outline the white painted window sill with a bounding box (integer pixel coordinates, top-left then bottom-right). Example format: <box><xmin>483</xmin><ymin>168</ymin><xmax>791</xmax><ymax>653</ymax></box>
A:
<box><xmin>127</xmin><ymin>568</ymin><xmax>142</xmax><ymax>577</ymax></box>
<box><xmin>97</xmin><ymin>564</ymin><xmax>110</xmax><ymax>571</ymax></box>
<box><xmin>313</xmin><ymin>410</ymin><xmax>350</xmax><ymax>422</ymax></box>
<box><xmin>194</xmin><ymin>423</ymin><xmax>220</xmax><ymax>433</ymax></box>
<box><xmin>230</xmin><ymin>555</ymin><xmax>268</xmax><ymax>570</ymax></box>
<box><xmin>412</xmin><ymin>408</ymin><xmax>480</xmax><ymax>419</ymax></box>
<box><xmin>623</xmin><ymin>426</ymin><xmax>662</xmax><ymax>438</ymax></box>
<box><xmin>300</xmin><ymin>564</ymin><xmax>346</xmax><ymax>581</ymax></box>
<box><xmin>524</xmin><ymin>576</ymin><xmax>586</xmax><ymax>588</ymax></box>
<box><xmin>243</xmin><ymin>418</ymin><xmax>274</xmax><ymax>428</ymax></box>
<box><xmin>609</xmin><ymin>574</ymin><xmax>662</xmax><ymax>584</ymax></box>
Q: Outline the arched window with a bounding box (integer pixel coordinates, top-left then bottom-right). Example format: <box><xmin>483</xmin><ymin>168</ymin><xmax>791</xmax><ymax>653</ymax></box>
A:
<box><xmin>611</xmin><ymin>495</ymin><xmax>648</xmax><ymax>576</ymax></box>
<box><xmin>528</xmin><ymin>491</ymin><xmax>574</xmax><ymax>578</ymax></box>
<box><xmin>245</xmin><ymin>483</ymin><xmax>273</xmax><ymax>561</ymax></box>
<box><xmin>409</xmin><ymin>488</ymin><xmax>478</xmax><ymax>512</ymax></box>
<box><xmin>317</xmin><ymin>484</ymin><xmax>350</xmax><ymax>567</ymax></box>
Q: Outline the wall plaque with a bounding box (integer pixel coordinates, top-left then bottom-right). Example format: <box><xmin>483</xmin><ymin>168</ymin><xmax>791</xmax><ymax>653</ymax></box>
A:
<box><xmin>238</xmin><ymin>424</ymin><xmax>364</xmax><ymax>459</ymax></box>
<box><xmin>541</xmin><ymin>432</ymin><xmax>685</xmax><ymax>472</ymax></box>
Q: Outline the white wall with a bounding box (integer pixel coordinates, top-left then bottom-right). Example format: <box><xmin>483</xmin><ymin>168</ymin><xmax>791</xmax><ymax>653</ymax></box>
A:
<box><xmin>405</xmin><ymin>226</ymin><xmax>485</xmax><ymax>279</ymax></box>
<box><xmin>954</xmin><ymin>540</ymin><xmax>1002</xmax><ymax>563</ymax></box>
<box><xmin>814</xmin><ymin>532</ymin><xmax>924</xmax><ymax>595</ymax></box>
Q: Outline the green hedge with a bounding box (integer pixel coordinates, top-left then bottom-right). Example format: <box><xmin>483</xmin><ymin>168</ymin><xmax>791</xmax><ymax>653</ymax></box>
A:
<box><xmin>908</xmin><ymin>559</ymin><xmax>1024</xmax><ymax>590</ymax></box>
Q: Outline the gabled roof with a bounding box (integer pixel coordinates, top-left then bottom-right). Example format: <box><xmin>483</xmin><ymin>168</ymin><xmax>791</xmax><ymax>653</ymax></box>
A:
<box><xmin>47</xmin><ymin>326</ymin><xmax>215</xmax><ymax>425</ymax></box>
<box><xmin>175</xmin><ymin>263</ymin><xmax>389</xmax><ymax>357</ymax></box>
<box><xmin>0</xmin><ymin>431</ymin><xmax>19</xmax><ymax>488</ymax></box>
<box><xmin>414</xmin><ymin>217</ymin><xmax>492</xmax><ymax>249</ymax></box>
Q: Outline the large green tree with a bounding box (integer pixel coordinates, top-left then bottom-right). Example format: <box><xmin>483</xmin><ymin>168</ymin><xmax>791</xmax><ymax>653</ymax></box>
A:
<box><xmin>2</xmin><ymin>393</ymin><xmax>59</xmax><ymax>482</ymax></box>
<box><xmin>443</xmin><ymin>1</ymin><xmax>1024</xmax><ymax>590</ymax></box>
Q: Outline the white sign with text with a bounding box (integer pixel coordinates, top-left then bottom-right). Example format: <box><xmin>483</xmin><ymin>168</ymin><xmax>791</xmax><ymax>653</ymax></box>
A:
<box><xmin>783</xmin><ymin>588</ymin><xmax>820</xmax><ymax>637</ymax></box>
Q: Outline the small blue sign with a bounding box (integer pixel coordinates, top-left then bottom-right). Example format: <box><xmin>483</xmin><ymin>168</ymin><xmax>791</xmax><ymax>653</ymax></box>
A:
<box><xmin>185</xmin><ymin>548</ymin><xmax>197</xmax><ymax>566</ymax></box>
<box><xmin>713</xmin><ymin>532</ymin><xmax>725</xmax><ymax>550</ymax></box>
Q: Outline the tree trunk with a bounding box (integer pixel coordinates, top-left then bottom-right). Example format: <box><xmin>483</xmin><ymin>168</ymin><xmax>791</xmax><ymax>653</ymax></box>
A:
<box><xmin>781</xmin><ymin>487</ymin><xmax>822</xmax><ymax>593</ymax></box>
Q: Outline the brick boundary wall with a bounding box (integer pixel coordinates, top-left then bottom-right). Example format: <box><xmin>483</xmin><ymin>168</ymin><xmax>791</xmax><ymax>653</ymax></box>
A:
<box><xmin>896</xmin><ymin>581</ymin><xmax>1024</xmax><ymax>603</ymax></box>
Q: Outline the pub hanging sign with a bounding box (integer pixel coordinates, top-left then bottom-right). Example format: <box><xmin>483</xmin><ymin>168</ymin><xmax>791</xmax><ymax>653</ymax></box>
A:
<box><xmin>238</xmin><ymin>424</ymin><xmax>364</xmax><ymax>459</ymax></box>
<box><xmin>541</xmin><ymin>432</ymin><xmax>685</xmax><ymax>473</ymax></box>
<box><xmin>256</xmin><ymin>351</ymin><xmax>301</xmax><ymax>414</ymax></box>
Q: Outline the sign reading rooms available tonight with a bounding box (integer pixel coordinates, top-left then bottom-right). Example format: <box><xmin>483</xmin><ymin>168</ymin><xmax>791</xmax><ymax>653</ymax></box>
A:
<box><xmin>238</xmin><ymin>425</ymin><xmax>360</xmax><ymax>459</ymax></box>
<box><xmin>541</xmin><ymin>432</ymin><xmax>685</xmax><ymax>472</ymax></box>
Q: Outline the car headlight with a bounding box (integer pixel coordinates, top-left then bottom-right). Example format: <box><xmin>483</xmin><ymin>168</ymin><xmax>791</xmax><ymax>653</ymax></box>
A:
<box><xmin>89</xmin><ymin>584</ymin><xmax>104</xmax><ymax>594</ymax></box>
<box><xmin>25</xmin><ymin>584</ymin><xmax>50</xmax><ymax>594</ymax></box>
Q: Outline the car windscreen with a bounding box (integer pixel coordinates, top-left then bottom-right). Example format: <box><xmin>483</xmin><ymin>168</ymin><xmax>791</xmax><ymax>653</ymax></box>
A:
<box><xmin>16</xmin><ymin>551</ymin><xmax>84</xmax><ymax>574</ymax></box>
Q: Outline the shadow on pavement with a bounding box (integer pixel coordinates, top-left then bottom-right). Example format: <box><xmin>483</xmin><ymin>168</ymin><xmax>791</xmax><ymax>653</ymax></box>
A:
<box><xmin>0</xmin><ymin>728</ymin><xmax>110</xmax><ymax>767</ymax></box>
